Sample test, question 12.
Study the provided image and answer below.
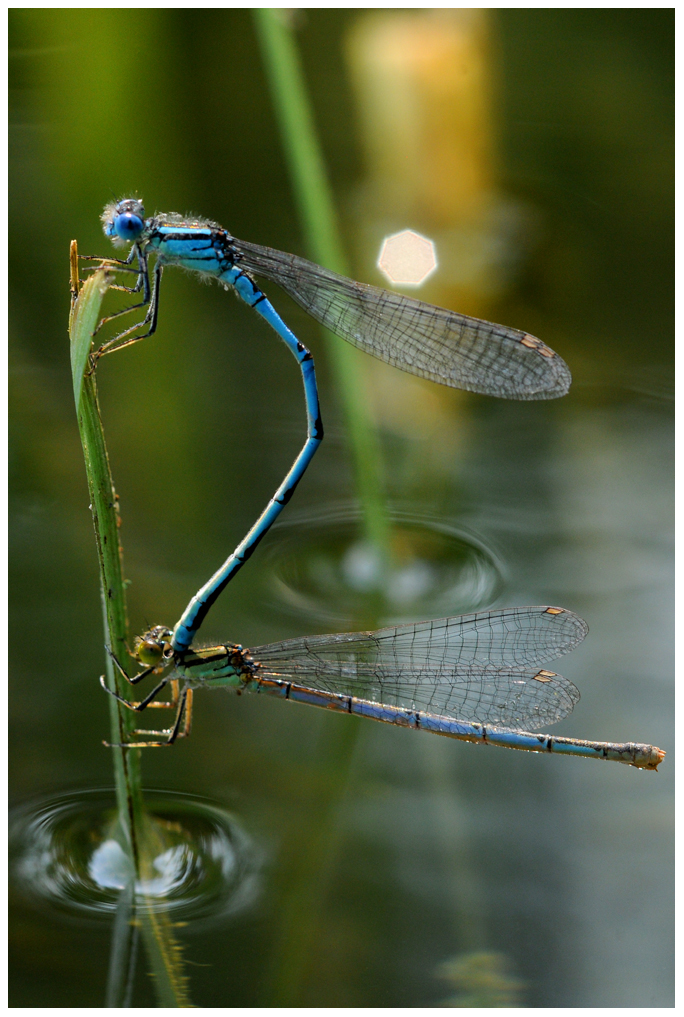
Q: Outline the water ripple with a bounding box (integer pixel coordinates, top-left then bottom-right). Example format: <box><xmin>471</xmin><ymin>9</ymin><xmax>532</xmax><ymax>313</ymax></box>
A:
<box><xmin>9</xmin><ymin>789</ymin><xmax>261</xmax><ymax>928</ymax></box>
<box><xmin>262</xmin><ymin>502</ymin><xmax>506</xmax><ymax>627</ymax></box>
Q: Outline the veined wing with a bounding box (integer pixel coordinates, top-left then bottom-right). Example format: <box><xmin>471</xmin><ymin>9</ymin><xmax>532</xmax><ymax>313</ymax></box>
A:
<box><xmin>235</xmin><ymin>239</ymin><xmax>571</xmax><ymax>400</ymax></box>
<box><xmin>252</xmin><ymin>606</ymin><xmax>588</xmax><ymax>670</ymax></box>
<box><xmin>249</xmin><ymin>606</ymin><xmax>586</xmax><ymax>728</ymax></box>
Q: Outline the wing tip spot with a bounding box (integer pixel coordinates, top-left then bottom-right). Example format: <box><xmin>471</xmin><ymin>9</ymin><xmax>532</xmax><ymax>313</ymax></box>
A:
<box><xmin>520</xmin><ymin>333</ymin><xmax>556</xmax><ymax>360</ymax></box>
<box><xmin>532</xmin><ymin>671</ymin><xmax>557</xmax><ymax>683</ymax></box>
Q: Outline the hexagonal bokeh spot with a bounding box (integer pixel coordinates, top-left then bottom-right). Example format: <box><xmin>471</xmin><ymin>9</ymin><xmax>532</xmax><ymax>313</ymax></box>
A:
<box><xmin>377</xmin><ymin>230</ymin><xmax>437</xmax><ymax>286</ymax></box>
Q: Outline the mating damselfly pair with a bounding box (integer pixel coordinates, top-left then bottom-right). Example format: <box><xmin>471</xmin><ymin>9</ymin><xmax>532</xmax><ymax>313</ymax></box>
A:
<box><xmin>85</xmin><ymin>198</ymin><xmax>664</xmax><ymax>769</ymax></box>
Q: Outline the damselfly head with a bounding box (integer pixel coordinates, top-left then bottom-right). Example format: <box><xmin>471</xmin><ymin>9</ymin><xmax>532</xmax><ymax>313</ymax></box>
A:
<box><xmin>134</xmin><ymin>625</ymin><xmax>173</xmax><ymax>667</ymax></box>
<box><xmin>101</xmin><ymin>198</ymin><xmax>146</xmax><ymax>246</ymax></box>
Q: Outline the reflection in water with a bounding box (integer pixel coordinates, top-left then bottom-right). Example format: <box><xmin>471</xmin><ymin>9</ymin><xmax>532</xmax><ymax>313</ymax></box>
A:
<box><xmin>264</xmin><ymin>503</ymin><xmax>505</xmax><ymax>627</ymax></box>
<box><xmin>9</xmin><ymin>789</ymin><xmax>261</xmax><ymax>926</ymax></box>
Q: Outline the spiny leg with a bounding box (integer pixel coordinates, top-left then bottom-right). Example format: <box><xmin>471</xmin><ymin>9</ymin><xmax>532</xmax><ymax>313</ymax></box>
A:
<box><xmin>81</xmin><ymin>266</ymin><xmax>144</xmax><ymax>300</ymax></box>
<box><xmin>89</xmin><ymin>259</ymin><xmax>162</xmax><ymax>369</ymax></box>
<box><xmin>80</xmin><ymin>260</ymin><xmax>140</xmax><ymax>283</ymax></box>
<box><xmin>132</xmin><ymin>688</ymin><xmax>194</xmax><ymax>738</ymax></box>
<box><xmin>180</xmin><ymin>688</ymin><xmax>193</xmax><ymax>738</ymax></box>
<box><xmin>144</xmin><ymin>678</ymin><xmax>182</xmax><ymax>708</ymax></box>
<box><xmin>90</xmin><ymin>249</ymin><xmax>151</xmax><ymax>336</ymax></box>
<box><xmin>91</xmin><ymin>295</ymin><xmax>150</xmax><ymax>334</ymax></box>
<box><xmin>100</xmin><ymin>672</ymin><xmax>175</xmax><ymax>712</ymax></box>
<box><xmin>79</xmin><ymin>245</ymin><xmax>138</xmax><ymax>267</ymax></box>
<box><xmin>79</xmin><ymin>246</ymin><xmax>144</xmax><ymax>296</ymax></box>
<box><xmin>131</xmin><ymin>687</ymin><xmax>192</xmax><ymax>743</ymax></box>
<box><xmin>106</xmin><ymin>688</ymin><xmax>192</xmax><ymax>748</ymax></box>
<box><xmin>106</xmin><ymin>645</ymin><xmax>159</xmax><ymax>687</ymax></box>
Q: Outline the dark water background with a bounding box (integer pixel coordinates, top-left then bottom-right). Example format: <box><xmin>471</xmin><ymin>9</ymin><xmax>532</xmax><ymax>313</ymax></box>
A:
<box><xmin>9</xmin><ymin>9</ymin><xmax>673</xmax><ymax>1007</ymax></box>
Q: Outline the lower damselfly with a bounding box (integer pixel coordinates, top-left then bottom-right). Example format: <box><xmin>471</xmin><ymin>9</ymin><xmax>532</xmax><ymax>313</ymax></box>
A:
<box><xmin>88</xmin><ymin>198</ymin><xmax>572</xmax><ymax>652</ymax></box>
<box><xmin>101</xmin><ymin>605</ymin><xmax>664</xmax><ymax>769</ymax></box>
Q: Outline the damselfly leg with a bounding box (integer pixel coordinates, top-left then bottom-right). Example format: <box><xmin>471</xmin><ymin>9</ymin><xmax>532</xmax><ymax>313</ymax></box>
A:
<box><xmin>101</xmin><ymin>644</ymin><xmax>193</xmax><ymax>747</ymax></box>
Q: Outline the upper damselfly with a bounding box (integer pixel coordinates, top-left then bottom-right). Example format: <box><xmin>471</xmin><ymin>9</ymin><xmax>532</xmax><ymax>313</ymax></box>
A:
<box><xmin>95</xmin><ymin>198</ymin><xmax>571</xmax><ymax>399</ymax></box>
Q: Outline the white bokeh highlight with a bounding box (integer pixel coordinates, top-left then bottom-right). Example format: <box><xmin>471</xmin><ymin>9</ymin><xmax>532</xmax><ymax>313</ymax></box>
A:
<box><xmin>377</xmin><ymin>229</ymin><xmax>437</xmax><ymax>286</ymax></box>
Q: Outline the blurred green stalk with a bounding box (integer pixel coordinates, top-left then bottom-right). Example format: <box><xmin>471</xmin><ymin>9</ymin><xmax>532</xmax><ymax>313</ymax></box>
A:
<box><xmin>68</xmin><ymin>250</ymin><xmax>143</xmax><ymax>821</ymax></box>
<box><xmin>253</xmin><ymin>12</ymin><xmax>389</xmax><ymax>1004</ymax></box>
<box><xmin>69</xmin><ymin>248</ymin><xmax>192</xmax><ymax>1008</ymax></box>
<box><xmin>254</xmin><ymin>7</ymin><xmax>391</xmax><ymax>557</ymax></box>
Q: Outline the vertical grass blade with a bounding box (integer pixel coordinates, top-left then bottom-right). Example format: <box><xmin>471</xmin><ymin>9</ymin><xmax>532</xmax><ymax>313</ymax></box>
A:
<box><xmin>69</xmin><ymin>247</ymin><xmax>193</xmax><ymax>1007</ymax></box>
<box><xmin>254</xmin><ymin>8</ymin><xmax>391</xmax><ymax>556</ymax></box>
<box><xmin>252</xmin><ymin>15</ymin><xmax>381</xmax><ymax>1004</ymax></box>
<box><xmin>68</xmin><ymin>250</ymin><xmax>142</xmax><ymax>813</ymax></box>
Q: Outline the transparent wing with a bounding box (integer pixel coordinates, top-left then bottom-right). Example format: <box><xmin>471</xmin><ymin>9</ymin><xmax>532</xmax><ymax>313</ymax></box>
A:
<box><xmin>235</xmin><ymin>240</ymin><xmax>571</xmax><ymax>400</ymax></box>
<box><xmin>249</xmin><ymin>606</ymin><xmax>586</xmax><ymax>728</ymax></box>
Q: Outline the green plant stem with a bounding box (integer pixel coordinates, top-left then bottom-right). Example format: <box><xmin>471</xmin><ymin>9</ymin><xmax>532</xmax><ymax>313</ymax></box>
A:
<box><xmin>253</xmin><ymin>15</ymin><xmax>384</xmax><ymax>1005</ymax></box>
<box><xmin>254</xmin><ymin>8</ymin><xmax>391</xmax><ymax>556</ymax></box>
<box><xmin>69</xmin><ymin>249</ymin><xmax>192</xmax><ymax>1007</ymax></box>
<box><xmin>69</xmin><ymin>255</ymin><xmax>144</xmax><ymax>837</ymax></box>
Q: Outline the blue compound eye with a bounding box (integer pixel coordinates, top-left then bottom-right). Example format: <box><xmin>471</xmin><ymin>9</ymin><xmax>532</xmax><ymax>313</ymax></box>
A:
<box><xmin>114</xmin><ymin>212</ymin><xmax>144</xmax><ymax>240</ymax></box>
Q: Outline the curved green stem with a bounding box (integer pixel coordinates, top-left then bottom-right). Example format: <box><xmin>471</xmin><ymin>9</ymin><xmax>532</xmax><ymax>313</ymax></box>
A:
<box><xmin>69</xmin><ymin>247</ymin><xmax>193</xmax><ymax>1008</ymax></box>
<box><xmin>254</xmin><ymin>8</ymin><xmax>391</xmax><ymax>556</ymax></box>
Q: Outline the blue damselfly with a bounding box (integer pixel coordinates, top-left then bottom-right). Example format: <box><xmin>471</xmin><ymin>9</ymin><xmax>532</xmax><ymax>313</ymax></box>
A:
<box><xmin>102</xmin><ymin>605</ymin><xmax>664</xmax><ymax>769</ymax></box>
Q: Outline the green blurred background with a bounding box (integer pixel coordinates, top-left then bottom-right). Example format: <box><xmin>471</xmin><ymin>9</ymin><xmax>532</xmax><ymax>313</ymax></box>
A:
<box><xmin>9</xmin><ymin>9</ymin><xmax>673</xmax><ymax>1007</ymax></box>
